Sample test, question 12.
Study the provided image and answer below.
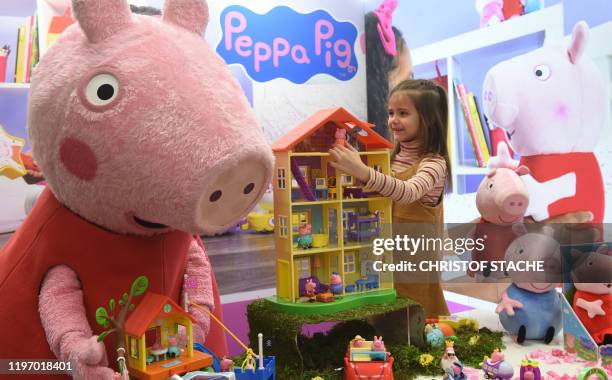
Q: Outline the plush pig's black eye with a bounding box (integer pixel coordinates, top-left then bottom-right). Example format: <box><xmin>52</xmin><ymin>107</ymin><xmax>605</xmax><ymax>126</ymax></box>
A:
<box><xmin>85</xmin><ymin>73</ymin><xmax>119</xmax><ymax>106</ymax></box>
<box><xmin>534</xmin><ymin>65</ymin><xmax>551</xmax><ymax>81</ymax></box>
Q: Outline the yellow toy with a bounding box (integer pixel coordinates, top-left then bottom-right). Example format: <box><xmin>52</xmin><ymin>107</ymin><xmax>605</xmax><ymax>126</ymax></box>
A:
<box><xmin>0</xmin><ymin>125</ymin><xmax>27</xmax><ymax>180</ymax></box>
<box><xmin>270</xmin><ymin>107</ymin><xmax>395</xmax><ymax>308</ymax></box>
<box><xmin>247</xmin><ymin>192</ymin><xmax>274</xmax><ymax>232</ymax></box>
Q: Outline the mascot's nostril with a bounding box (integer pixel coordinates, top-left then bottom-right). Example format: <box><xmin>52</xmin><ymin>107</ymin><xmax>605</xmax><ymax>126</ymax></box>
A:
<box><xmin>209</xmin><ymin>190</ymin><xmax>222</xmax><ymax>202</ymax></box>
<box><xmin>243</xmin><ymin>183</ymin><xmax>255</xmax><ymax>195</ymax></box>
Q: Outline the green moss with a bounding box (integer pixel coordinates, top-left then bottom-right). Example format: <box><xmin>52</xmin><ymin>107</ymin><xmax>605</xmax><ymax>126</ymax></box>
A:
<box><xmin>243</xmin><ymin>298</ymin><xmax>503</xmax><ymax>380</ymax></box>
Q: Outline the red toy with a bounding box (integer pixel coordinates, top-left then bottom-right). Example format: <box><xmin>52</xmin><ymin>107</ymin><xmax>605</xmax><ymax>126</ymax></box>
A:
<box><xmin>344</xmin><ymin>337</ymin><xmax>394</xmax><ymax>379</ymax></box>
<box><xmin>502</xmin><ymin>0</ymin><xmax>523</xmax><ymax>20</ymax></box>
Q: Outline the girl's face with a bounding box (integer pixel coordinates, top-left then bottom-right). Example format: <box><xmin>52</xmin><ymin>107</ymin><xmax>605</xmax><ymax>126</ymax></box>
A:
<box><xmin>388</xmin><ymin>92</ymin><xmax>420</xmax><ymax>142</ymax></box>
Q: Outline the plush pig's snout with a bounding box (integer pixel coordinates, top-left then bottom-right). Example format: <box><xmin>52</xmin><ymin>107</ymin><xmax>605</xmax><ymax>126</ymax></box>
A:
<box><xmin>196</xmin><ymin>152</ymin><xmax>271</xmax><ymax>234</ymax></box>
<box><xmin>500</xmin><ymin>193</ymin><xmax>528</xmax><ymax>217</ymax></box>
<box><xmin>482</xmin><ymin>71</ymin><xmax>518</xmax><ymax>128</ymax></box>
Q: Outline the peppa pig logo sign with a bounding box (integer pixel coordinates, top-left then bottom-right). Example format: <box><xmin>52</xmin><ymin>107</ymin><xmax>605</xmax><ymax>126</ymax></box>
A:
<box><xmin>216</xmin><ymin>5</ymin><xmax>359</xmax><ymax>84</ymax></box>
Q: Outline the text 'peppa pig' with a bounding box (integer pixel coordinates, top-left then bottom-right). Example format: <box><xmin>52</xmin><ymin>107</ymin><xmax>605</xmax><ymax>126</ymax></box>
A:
<box><xmin>216</xmin><ymin>5</ymin><xmax>359</xmax><ymax>84</ymax></box>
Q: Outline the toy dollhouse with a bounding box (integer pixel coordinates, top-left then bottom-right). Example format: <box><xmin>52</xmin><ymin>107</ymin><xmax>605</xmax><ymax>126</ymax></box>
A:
<box><xmin>269</xmin><ymin>107</ymin><xmax>396</xmax><ymax>314</ymax></box>
<box><xmin>123</xmin><ymin>293</ymin><xmax>212</xmax><ymax>380</ymax></box>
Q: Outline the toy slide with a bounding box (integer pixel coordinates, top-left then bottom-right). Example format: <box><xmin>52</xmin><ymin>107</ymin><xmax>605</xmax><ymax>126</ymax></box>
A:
<box><xmin>290</xmin><ymin>157</ymin><xmax>315</xmax><ymax>201</ymax></box>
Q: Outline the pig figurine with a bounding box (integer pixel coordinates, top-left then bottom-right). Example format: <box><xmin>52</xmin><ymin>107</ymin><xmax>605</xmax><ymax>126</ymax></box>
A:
<box><xmin>0</xmin><ymin>0</ymin><xmax>273</xmax><ymax>378</ymax></box>
<box><xmin>335</xmin><ymin>127</ymin><xmax>347</xmax><ymax>146</ymax></box>
<box><xmin>483</xmin><ymin>22</ymin><xmax>607</xmax><ymax>223</ymax></box>
<box><xmin>305</xmin><ymin>278</ymin><xmax>317</xmax><ymax>299</ymax></box>
<box><xmin>570</xmin><ymin>245</ymin><xmax>612</xmax><ymax>345</ymax></box>
<box><xmin>297</xmin><ymin>223</ymin><xmax>313</xmax><ymax>249</ymax></box>
<box><xmin>372</xmin><ymin>336</ymin><xmax>386</xmax><ymax>351</ymax></box>
<box><xmin>470</xmin><ymin>156</ymin><xmax>529</xmax><ymax>277</ymax></box>
<box><xmin>496</xmin><ymin>224</ymin><xmax>562</xmax><ymax>344</ymax></box>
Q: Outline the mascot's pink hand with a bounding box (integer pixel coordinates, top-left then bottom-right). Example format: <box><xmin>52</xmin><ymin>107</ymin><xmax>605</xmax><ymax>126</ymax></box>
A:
<box><xmin>71</xmin><ymin>360</ymin><xmax>115</xmax><ymax>380</ymax></box>
<box><xmin>39</xmin><ymin>266</ymin><xmax>114</xmax><ymax>380</ymax></box>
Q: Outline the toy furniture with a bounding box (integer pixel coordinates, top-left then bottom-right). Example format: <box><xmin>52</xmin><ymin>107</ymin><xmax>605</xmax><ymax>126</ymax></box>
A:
<box><xmin>270</xmin><ymin>108</ymin><xmax>394</xmax><ymax>309</ymax></box>
<box><xmin>346</xmin><ymin>210</ymin><xmax>381</xmax><ymax>242</ymax></box>
<box><xmin>149</xmin><ymin>346</ymin><xmax>168</xmax><ymax>362</ymax></box>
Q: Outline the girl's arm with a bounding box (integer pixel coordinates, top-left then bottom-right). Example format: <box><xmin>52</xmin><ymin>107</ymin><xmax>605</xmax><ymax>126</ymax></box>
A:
<box><xmin>329</xmin><ymin>142</ymin><xmax>445</xmax><ymax>205</ymax></box>
<box><xmin>366</xmin><ymin>157</ymin><xmax>445</xmax><ymax>205</ymax></box>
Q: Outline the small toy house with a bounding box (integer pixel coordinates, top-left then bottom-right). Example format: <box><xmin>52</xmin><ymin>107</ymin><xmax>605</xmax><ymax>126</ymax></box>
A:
<box><xmin>124</xmin><ymin>293</ymin><xmax>212</xmax><ymax>380</ymax></box>
<box><xmin>270</xmin><ymin>107</ymin><xmax>396</xmax><ymax>312</ymax></box>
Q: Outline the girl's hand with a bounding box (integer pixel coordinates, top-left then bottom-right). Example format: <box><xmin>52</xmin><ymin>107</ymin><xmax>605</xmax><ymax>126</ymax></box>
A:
<box><xmin>329</xmin><ymin>142</ymin><xmax>370</xmax><ymax>182</ymax></box>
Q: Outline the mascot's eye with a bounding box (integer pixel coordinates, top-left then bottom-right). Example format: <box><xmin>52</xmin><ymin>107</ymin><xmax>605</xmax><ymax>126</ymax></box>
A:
<box><xmin>488</xmin><ymin>183</ymin><xmax>494</xmax><ymax>189</ymax></box>
<box><xmin>518</xmin><ymin>249</ymin><xmax>524</xmax><ymax>254</ymax></box>
<box><xmin>85</xmin><ymin>74</ymin><xmax>119</xmax><ymax>106</ymax></box>
<box><xmin>533</xmin><ymin>65</ymin><xmax>551</xmax><ymax>81</ymax></box>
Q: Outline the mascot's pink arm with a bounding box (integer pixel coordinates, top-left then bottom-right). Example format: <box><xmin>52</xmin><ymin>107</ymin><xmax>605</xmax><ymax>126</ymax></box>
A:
<box><xmin>183</xmin><ymin>238</ymin><xmax>214</xmax><ymax>343</ymax></box>
<box><xmin>39</xmin><ymin>266</ymin><xmax>116</xmax><ymax>380</ymax></box>
<box><xmin>38</xmin><ymin>238</ymin><xmax>214</xmax><ymax>379</ymax></box>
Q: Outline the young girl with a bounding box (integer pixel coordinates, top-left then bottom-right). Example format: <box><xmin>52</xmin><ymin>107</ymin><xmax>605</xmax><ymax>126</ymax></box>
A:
<box><xmin>329</xmin><ymin>79</ymin><xmax>451</xmax><ymax>316</ymax></box>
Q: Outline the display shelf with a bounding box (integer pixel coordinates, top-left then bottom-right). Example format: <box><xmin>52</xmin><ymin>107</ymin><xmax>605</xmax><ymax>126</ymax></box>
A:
<box><xmin>411</xmin><ymin>4</ymin><xmax>563</xmax><ymax>66</ymax></box>
<box><xmin>0</xmin><ymin>83</ymin><xmax>30</xmax><ymax>94</ymax></box>
<box><xmin>411</xmin><ymin>4</ymin><xmax>564</xmax><ymax>198</ymax></box>
<box><xmin>455</xmin><ymin>165</ymin><xmax>489</xmax><ymax>176</ymax></box>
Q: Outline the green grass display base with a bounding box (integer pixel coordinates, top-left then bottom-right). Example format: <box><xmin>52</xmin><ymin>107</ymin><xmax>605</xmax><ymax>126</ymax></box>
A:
<box><xmin>265</xmin><ymin>288</ymin><xmax>398</xmax><ymax>315</ymax></box>
<box><xmin>243</xmin><ymin>297</ymin><xmax>504</xmax><ymax>380</ymax></box>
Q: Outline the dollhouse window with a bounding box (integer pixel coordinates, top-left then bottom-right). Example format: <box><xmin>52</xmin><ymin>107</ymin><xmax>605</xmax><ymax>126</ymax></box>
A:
<box><xmin>344</xmin><ymin>253</ymin><xmax>355</xmax><ymax>273</ymax></box>
<box><xmin>297</xmin><ymin>258</ymin><xmax>310</xmax><ymax>279</ymax></box>
<box><xmin>278</xmin><ymin>215</ymin><xmax>288</xmax><ymax>237</ymax></box>
<box><xmin>129</xmin><ymin>337</ymin><xmax>138</xmax><ymax>359</ymax></box>
<box><xmin>277</xmin><ymin>168</ymin><xmax>286</xmax><ymax>189</ymax></box>
<box><xmin>341</xmin><ymin>174</ymin><xmax>353</xmax><ymax>185</ymax></box>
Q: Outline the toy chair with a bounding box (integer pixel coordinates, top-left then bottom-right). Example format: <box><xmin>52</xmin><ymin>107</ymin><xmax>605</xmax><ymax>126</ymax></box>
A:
<box><xmin>346</xmin><ymin>211</ymin><xmax>381</xmax><ymax>242</ymax></box>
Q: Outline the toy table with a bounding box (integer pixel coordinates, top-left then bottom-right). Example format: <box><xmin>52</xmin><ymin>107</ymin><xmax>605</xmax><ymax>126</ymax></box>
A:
<box><xmin>149</xmin><ymin>347</ymin><xmax>168</xmax><ymax>361</ymax></box>
<box><xmin>355</xmin><ymin>279</ymin><xmax>368</xmax><ymax>292</ymax></box>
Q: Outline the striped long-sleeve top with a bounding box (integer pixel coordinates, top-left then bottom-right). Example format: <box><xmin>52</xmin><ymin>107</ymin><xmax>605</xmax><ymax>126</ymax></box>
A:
<box><xmin>365</xmin><ymin>140</ymin><xmax>446</xmax><ymax>206</ymax></box>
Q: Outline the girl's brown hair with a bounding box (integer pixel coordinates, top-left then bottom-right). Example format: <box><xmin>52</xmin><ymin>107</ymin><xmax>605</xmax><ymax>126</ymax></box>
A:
<box><xmin>389</xmin><ymin>79</ymin><xmax>452</xmax><ymax>191</ymax></box>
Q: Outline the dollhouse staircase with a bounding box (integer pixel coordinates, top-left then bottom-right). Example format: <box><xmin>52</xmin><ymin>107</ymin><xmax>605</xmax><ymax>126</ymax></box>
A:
<box><xmin>290</xmin><ymin>157</ymin><xmax>315</xmax><ymax>201</ymax></box>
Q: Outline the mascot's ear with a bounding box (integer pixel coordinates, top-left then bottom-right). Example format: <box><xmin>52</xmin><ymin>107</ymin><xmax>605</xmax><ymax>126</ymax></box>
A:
<box><xmin>72</xmin><ymin>0</ymin><xmax>133</xmax><ymax>43</ymax></box>
<box><xmin>163</xmin><ymin>0</ymin><xmax>209</xmax><ymax>36</ymax></box>
<box><xmin>568</xmin><ymin>21</ymin><xmax>588</xmax><ymax>64</ymax></box>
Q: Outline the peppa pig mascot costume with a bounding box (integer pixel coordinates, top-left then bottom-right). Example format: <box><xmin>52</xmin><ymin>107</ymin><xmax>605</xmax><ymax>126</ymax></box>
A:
<box><xmin>0</xmin><ymin>0</ymin><xmax>273</xmax><ymax>379</ymax></box>
<box><xmin>482</xmin><ymin>22</ymin><xmax>607</xmax><ymax>224</ymax></box>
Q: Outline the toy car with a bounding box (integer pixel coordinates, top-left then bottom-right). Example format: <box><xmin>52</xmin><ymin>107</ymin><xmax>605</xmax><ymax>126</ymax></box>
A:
<box><xmin>344</xmin><ymin>339</ymin><xmax>394</xmax><ymax>379</ymax></box>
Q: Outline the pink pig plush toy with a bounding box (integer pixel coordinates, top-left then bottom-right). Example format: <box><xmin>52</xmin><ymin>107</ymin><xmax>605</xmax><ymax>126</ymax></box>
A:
<box><xmin>470</xmin><ymin>159</ymin><xmax>529</xmax><ymax>277</ymax></box>
<box><xmin>0</xmin><ymin>0</ymin><xmax>273</xmax><ymax>379</ymax></box>
<box><xmin>483</xmin><ymin>22</ymin><xmax>606</xmax><ymax>224</ymax></box>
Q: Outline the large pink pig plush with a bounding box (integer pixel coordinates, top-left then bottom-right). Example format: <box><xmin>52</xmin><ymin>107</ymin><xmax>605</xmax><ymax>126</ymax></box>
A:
<box><xmin>482</xmin><ymin>22</ymin><xmax>606</xmax><ymax>223</ymax></box>
<box><xmin>470</xmin><ymin>156</ymin><xmax>529</xmax><ymax>277</ymax></box>
<box><xmin>0</xmin><ymin>0</ymin><xmax>273</xmax><ymax>379</ymax></box>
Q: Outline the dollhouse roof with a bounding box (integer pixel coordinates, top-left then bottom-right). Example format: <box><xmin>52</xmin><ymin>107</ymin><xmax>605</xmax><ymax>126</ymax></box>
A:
<box><xmin>124</xmin><ymin>293</ymin><xmax>196</xmax><ymax>337</ymax></box>
<box><xmin>271</xmin><ymin>107</ymin><xmax>393</xmax><ymax>152</ymax></box>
